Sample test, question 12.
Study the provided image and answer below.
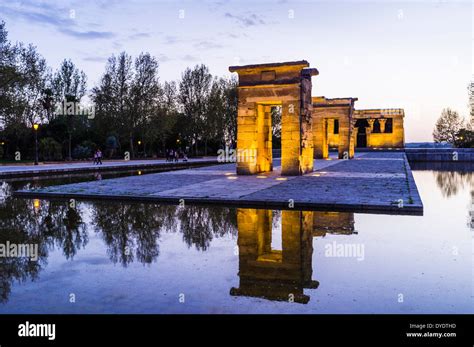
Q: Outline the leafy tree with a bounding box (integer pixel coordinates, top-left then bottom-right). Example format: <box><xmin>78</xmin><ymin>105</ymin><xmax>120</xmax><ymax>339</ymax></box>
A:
<box><xmin>204</xmin><ymin>77</ymin><xmax>238</xmax><ymax>151</ymax></box>
<box><xmin>147</xmin><ymin>81</ymin><xmax>178</xmax><ymax>155</ymax></box>
<box><xmin>129</xmin><ymin>52</ymin><xmax>161</xmax><ymax>158</ymax></box>
<box><xmin>220</xmin><ymin>76</ymin><xmax>238</xmax><ymax>147</ymax></box>
<box><xmin>454</xmin><ymin>128</ymin><xmax>474</xmax><ymax>148</ymax></box>
<box><xmin>51</xmin><ymin>59</ymin><xmax>87</xmax><ymax>160</ymax></box>
<box><xmin>469</xmin><ymin>80</ymin><xmax>474</xmax><ymax>126</ymax></box>
<box><xmin>1</xmin><ymin>19</ymin><xmax>240</xmax><ymax>160</ymax></box>
<box><xmin>0</xmin><ymin>21</ymin><xmax>50</xmax><ymax>159</ymax></box>
<box><xmin>178</xmin><ymin>64</ymin><xmax>212</xmax><ymax>155</ymax></box>
<box><xmin>39</xmin><ymin>137</ymin><xmax>62</xmax><ymax>161</ymax></box>
<box><xmin>433</xmin><ymin>108</ymin><xmax>464</xmax><ymax>144</ymax></box>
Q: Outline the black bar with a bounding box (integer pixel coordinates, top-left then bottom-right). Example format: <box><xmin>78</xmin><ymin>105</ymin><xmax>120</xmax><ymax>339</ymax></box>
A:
<box><xmin>0</xmin><ymin>314</ymin><xmax>471</xmax><ymax>346</ymax></box>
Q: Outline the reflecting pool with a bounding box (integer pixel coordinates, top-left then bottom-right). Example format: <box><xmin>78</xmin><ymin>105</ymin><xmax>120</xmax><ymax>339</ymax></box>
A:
<box><xmin>0</xmin><ymin>165</ymin><xmax>472</xmax><ymax>313</ymax></box>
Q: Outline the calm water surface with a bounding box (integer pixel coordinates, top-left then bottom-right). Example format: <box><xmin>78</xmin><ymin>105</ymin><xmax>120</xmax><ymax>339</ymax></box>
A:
<box><xmin>0</xmin><ymin>165</ymin><xmax>472</xmax><ymax>313</ymax></box>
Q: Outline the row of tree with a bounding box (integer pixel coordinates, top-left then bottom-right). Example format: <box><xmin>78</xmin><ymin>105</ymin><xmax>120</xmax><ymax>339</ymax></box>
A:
<box><xmin>0</xmin><ymin>21</ymin><xmax>238</xmax><ymax>161</ymax></box>
<box><xmin>433</xmin><ymin>108</ymin><xmax>474</xmax><ymax>148</ymax></box>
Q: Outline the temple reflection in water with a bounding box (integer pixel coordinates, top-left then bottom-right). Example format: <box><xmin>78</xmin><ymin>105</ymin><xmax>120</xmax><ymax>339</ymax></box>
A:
<box><xmin>231</xmin><ymin>209</ymin><xmax>356</xmax><ymax>304</ymax></box>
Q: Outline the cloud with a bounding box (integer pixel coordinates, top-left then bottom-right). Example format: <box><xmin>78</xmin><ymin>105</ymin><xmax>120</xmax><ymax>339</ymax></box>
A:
<box><xmin>1</xmin><ymin>4</ymin><xmax>72</xmax><ymax>27</ymax></box>
<box><xmin>128</xmin><ymin>32</ymin><xmax>152</xmax><ymax>40</ymax></box>
<box><xmin>0</xmin><ymin>1</ymin><xmax>115</xmax><ymax>40</ymax></box>
<box><xmin>194</xmin><ymin>40</ymin><xmax>223</xmax><ymax>50</ymax></box>
<box><xmin>59</xmin><ymin>28</ymin><xmax>115</xmax><ymax>39</ymax></box>
<box><xmin>182</xmin><ymin>54</ymin><xmax>199</xmax><ymax>62</ymax></box>
<box><xmin>112</xmin><ymin>41</ymin><xmax>123</xmax><ymax>49</ymax></box>
<box><xmin>224</xmin><ymin>12</ymin><xmax>265</xmax><ymax>27</ymax></box>
<box><xmin>163</xmin><ymin>35</ymin><xmax>181</xmax><ymax>45</ymax></box>
<box><xmin>157</xmin><ymin>54</ymin><xmax>170</xmax><ymax>63</ymax></box>
<box><xmin>82</xmin><ymin>55</ymin><xmax>107</xmax><ymax>63</ymax></box>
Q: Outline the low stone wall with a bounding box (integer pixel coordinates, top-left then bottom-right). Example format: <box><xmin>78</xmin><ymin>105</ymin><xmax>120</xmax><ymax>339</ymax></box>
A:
<box><xmin>405</xmin><ymin>148</ymin><xmax>474</xmax><ymax>162</ymax></box>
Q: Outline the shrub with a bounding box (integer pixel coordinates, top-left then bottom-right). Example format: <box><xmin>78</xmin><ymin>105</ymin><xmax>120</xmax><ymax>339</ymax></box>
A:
<box><xmin>72</xmin><ymin>140</ymin><xmax>96</xmax><ymax>160</ymax></box>
<box><xmin>39</xmin><ymin>137</ymin><xmax>63</xmax><ymax>161</ymax></box>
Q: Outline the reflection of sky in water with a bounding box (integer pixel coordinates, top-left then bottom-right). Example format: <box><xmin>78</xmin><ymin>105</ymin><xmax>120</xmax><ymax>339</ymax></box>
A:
<box><xmin>0</xmin><ymin>169</ymin><xmax>472</xmax><ymax>313</ymax></box>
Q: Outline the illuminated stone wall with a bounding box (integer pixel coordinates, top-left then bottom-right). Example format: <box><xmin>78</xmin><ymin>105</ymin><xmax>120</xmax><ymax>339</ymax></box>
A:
<box><xmin>313</xmin><ymin>97</ymin><xmax>405</xmax><ymax>154</ymax></box>
<box><xmin>313</xmin><ymin>97</ymin><xmax>357</xmax><ymax>159</ymax></box>
<box><xmin>229</xmin><ymin>61</ymin><xmax>318</xmax><ymax>175</ymax></box>
<box><xmin>354</xmin><ymin>109</ymin><xmax>405</xmax><ymax>148</ymax></box>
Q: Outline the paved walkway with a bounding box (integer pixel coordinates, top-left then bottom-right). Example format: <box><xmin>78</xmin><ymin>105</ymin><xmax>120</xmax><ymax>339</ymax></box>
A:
<box><xmin>14</xmin><ymin>152</ymin><xmax>423</xmax><ymax>215</ymax></box>
<box><xmin>0</xmin><ymin>158</ymin><xmax>218</xmax><ymax>178</ymax></box>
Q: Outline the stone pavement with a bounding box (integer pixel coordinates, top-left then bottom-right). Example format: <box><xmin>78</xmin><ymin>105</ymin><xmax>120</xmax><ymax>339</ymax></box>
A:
<box><xmin>14</xmin><ymin>152</ymin><xmax>423</xmax><ymax>215</ymax></box>
<box><xmin>0</xmin><ymin>158</ymin><xmax>218</xmax><ymax>178</ymax></box>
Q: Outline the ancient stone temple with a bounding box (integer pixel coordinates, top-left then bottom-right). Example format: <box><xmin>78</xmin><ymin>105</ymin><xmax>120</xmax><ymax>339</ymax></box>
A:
<box><xmin>313</xmin><ymin>97</ymin><xmax>358</xmax><ymax>159</ymax></box>
<box><xmin>313</xmin><ymin>97</ymin><xmax>405</xmax><ymax>159</ymax></box>
<box><xmin>229</xmin><ymin>59</ymin><xmax>405</xmax><ymax>168</ymax></box>
<box><xmin>229</xmin><ymin>61</ymin><xmax>318</xmax><ymax>175</ymax></box>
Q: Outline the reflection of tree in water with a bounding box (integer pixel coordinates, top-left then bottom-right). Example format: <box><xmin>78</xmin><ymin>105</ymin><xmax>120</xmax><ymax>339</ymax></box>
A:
<box><xmin>0</xmin><ymin>178</ymin><xmax>240</xmax><ymax>301</ymax></box>
<box><xmin>0</xmin><ymin>181</ymin><xmax>86</xmax><ymax>302</ymax></box>
<box><xmin>42</xmin><ymin>204</ymin><xmax>87</xmax><ymax>260</ymax></box>
<box><xmin>176</xmin><ymin>206</ymin><xmax>237</xmax><ymax>251</ymax></box>
<box><xmin>92</xmin><ymin>202</ymin><xmax>237</xmax><ymax>263</ymax></box>
<box><xmin>434</xmin><ymin>171</ymin><xmax>474</xmax><ymax>197</ymax></box>
<box><xmin>434</xmin><ymin>171</ymin><xmax>474</xmax><ymax>232</ymax></box>
<box><xmin>91</xmin><ymin>202</ymin><xmax>173</xmax><ymax>266</ymax></box>
<box><xmin>0</xmin><ymin>228</ymin><xmax>45</xmax><ymax>303</ymax></box>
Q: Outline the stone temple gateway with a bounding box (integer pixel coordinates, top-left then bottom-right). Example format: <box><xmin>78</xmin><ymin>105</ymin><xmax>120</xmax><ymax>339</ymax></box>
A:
<box><xmin>229</xmin><ymin>61</ymin><xmax>317</xmax><ymax>175</ymax></box>
<box><xmin>229</xmin><ymin>60</ymin><xmax>405</xmax><ymax>175</ymax></box>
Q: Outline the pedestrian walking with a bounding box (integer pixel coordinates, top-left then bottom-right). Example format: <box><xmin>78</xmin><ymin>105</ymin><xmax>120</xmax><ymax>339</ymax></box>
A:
<box><xmin>97</xmin><ymin>149</ymin><xmax>103</xmax><ymax>165</ymax></box>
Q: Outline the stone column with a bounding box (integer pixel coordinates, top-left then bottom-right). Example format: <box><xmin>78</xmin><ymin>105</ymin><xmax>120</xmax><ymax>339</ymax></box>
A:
<box><xmin>299</xmin><ymin>73</ymin><xmax>314</xmax><ymax>173</ymax></box>
<box><xmin>348</xmin><ymin>118</ymin><xmax>356</xmax><ymax>158</ymax></box>
<box><xmin>379</xmin><ymin>118</ymin><xmax>387</xmax><ymax>133</ymax></box>
<box><xmin>338</xmin><ymin>116</ymin><xmax>352</xmax><ymax>159</ymax></box>
<box><xmin>366</xmin><ymin>119</ymin><xmax>375</xmax><ymax>147</ymax></box>
<box><xmin>367</xmin><ymin>119</ymin><xmax>375</xmax><ymax>132</ymax></box>
<box><xmin>313</xmin><ymin>115</ymin><xmax>328</xmax><ymax>159</ymax></box>
<box><xmin>281</xmin><ymin>99</ymin><xmax>302</xmax><ymax>175</ymax></box>
<box><xmin>236</xmin><ymin>98</ymin><xmax>259</xmax><ymax>174</ymax></box>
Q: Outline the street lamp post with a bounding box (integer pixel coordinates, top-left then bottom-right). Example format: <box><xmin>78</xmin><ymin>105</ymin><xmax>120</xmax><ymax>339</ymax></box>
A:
<box><xmin>33</xmin><ymin>123</ymin><xmax>39</xmax><ymax>165</ymax></box>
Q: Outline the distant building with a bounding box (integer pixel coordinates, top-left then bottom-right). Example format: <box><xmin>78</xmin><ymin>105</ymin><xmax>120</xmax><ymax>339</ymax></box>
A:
<box><xmin>313</xmin><ymin>96</ymin><xmax>405</xmax><ymax>159</ymax></box>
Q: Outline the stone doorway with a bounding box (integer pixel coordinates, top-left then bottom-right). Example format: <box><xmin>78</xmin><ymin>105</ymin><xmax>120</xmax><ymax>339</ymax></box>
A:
<box><xmin>355</xmin><ymin>119</ymin><xmax>369</xmax><ymax>148</ymax></box>
<box><xmin>229</xmin><ymin>61</ymin><xmax>318</xmax><ymax>176</ymax></box>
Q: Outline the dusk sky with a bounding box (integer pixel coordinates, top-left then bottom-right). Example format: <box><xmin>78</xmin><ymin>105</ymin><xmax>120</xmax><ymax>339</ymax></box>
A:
<box><xmin>0</xmin><ymin>0</ymin><xmax>471</xmax><ymax>142</ymax></box>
